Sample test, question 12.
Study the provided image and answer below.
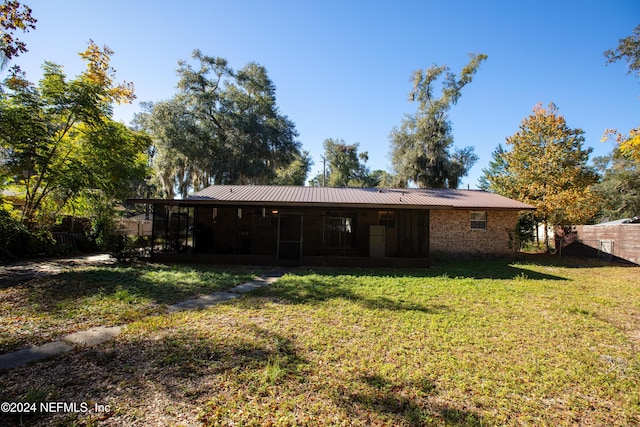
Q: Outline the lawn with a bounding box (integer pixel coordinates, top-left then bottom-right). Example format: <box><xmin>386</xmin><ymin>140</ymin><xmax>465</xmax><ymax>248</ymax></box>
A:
<box><xmin>0</xmin><ymin>263</ymin><xmax>263</xmax><ymax>353</ymax></box>
<box><xmin>0</xmin><ymin>256</ymin><xmax>638</xmax><ymax>426</ymax></box>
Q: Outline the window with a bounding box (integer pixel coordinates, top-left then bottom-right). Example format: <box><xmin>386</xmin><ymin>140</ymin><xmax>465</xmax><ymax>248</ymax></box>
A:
<box><xmin>471</xmin><ymin>211</ymin><xmax>487</xmax><ymax>230</ymax></box>
<box><xmin>378</xmin><ymin>210</ymin><xmax>395</xmax><ymax>228</ymax></box>
<box><xmin>324</xmin><ymin>215</ymin><xmax>354</xmax><ymax>248</ymax></box>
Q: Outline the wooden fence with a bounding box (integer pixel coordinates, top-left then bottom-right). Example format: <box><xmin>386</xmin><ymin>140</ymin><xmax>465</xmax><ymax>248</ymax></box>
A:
<box><xmin>565</xmin><ymin>223</ymin><xmax>640</xmax><ymax>265</ymax></box>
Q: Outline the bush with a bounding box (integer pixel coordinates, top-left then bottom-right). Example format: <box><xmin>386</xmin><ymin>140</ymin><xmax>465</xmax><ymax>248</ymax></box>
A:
<box><xmin>105</xmin><ymin>233</ymin><xmax>140</xmax><ymax>263</ymax></box>
<box><xmin>0</xmin><ymin>209</ymin><xmax>57</xmax><ymax>260</ymax></box>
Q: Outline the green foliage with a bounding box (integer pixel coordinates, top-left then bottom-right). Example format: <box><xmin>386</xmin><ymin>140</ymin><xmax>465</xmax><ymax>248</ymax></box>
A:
<box><xmin>0</xmin><ymin>207</ymin><xmax>55</xmax><ymax>259</ymax></box>
<box><xmin>390</xmin><ymin>54</ymin><xmax>486</xmax><ymax>188</ymax></box>
<box><xmin>104</xmin><ymin>234</ymin><xmax>150</xmax><ymax>263</ymax></box>
<box><xmin>592</xmin><ymin>148</ymin><xmax>640</xmax><ymax>220</ymax></box>
<box><xmin>273</xmin><ymin>150</ymin><xmax>313</xmax><ymax>185</ymax></box>
<box><xmin>604</xmin><ymin>23</ymin><xmax>640</xmax><ymax>77</ymax></box>
<box><xmin>0</xmin><ymin>41</ymin><xmax>149</xmax><ymax>227</ymax></box>
<box><xmin>310</xmin><ymin>138</ymin><xmax>380</xmax><ymax>187</ymax></box>
<box><xmin>135</xmin><ymin>51</ymin><xmax>305</xmax><ymax>197</ymax></box>
<box><xmin>478</xmin><ymin>143</ymin><xmax>507</xmax><ymax>191</ymax></box>
<box><xmin>514</xmin><ymin>212</ymin><xmax>537</xmax><ymax>247</ymax></box>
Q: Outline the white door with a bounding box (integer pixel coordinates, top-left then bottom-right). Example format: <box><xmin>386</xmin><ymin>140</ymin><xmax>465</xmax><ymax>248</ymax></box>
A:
<box><xmin>369</xmin><ymin>225</ymin><xmax>386</xmax><ymax>257</ymax></box>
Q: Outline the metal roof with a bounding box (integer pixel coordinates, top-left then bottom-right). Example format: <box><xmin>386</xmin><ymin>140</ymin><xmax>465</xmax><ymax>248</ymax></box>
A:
<box><xmin>152</xmin><ymin>185</ymin><xmax>536</xmax><ymax>210</ymax></box>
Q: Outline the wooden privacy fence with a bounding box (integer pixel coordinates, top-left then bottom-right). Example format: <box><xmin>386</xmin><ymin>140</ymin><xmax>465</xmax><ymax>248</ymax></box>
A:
<box><xmin>565</xmin><ymin>223</ymin><xmax>640</xmax><ymax>265</ymax></box>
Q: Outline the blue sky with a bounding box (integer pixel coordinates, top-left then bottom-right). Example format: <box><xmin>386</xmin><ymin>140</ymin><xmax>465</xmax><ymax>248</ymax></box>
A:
<box><xmin>9</xmin><ymin>0</ymin><xmax>640</xmax><ymax>188</ymax></box>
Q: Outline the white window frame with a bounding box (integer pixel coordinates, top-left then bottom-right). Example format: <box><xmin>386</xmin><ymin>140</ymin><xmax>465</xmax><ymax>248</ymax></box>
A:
<box><xmin>470</xmin><ymin>211</ymin><xmax>487</xmax><ymax>230</ymax></box>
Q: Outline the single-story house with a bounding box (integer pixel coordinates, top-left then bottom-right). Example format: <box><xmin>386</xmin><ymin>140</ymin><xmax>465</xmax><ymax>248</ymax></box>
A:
<box><xmin>128</xmin><ymin>185</ymin><xmax>534</xmax><ymax>267</ymax></box>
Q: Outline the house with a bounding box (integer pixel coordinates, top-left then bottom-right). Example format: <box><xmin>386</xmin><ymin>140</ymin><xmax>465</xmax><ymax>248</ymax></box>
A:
<box><xmin>128</xmin><ymin>185</ymin><xmax>535</xmax><ymax>267</ymax></box>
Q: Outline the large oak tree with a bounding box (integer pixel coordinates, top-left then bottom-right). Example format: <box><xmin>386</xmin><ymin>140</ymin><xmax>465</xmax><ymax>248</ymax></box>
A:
<box><xmin>136</xmin><ymin>51</ymin><xmax>305</xmax><ymax>198</ymax></box>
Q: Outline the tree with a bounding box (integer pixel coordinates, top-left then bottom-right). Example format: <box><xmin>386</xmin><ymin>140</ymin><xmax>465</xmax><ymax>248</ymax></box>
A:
<box><xmin>136</xmin><ymin>51</ymin><xmax>304</xmax><ymax>197</ymax></box>
<box><xmin>273</xmin><ymin>150</ymin><xmax>313</xmax><ymax>185</ymax></box>
<box><xmin>605</xmin><ymin>24</ymin><xmax>640</xmax><ymax>77</ymax></box>
<box><xmin>309</xmin><ymin>138</ymin><xmax>379</xmax><ymax>187</ymax></box>
<box><xmin>603</xmin><ymin>128</ymin><xmax>640</xmax><ymax>163</ymax></box>
<box><xmin>480</xmin><ymin>143</ymin><xmax>538</xmax><ymax>248</ymax></box>
<box><xmin>133</xmin><ymin>99</ymin><xmax>204</xmax><ymax>198</ymax></box>
<box><xmin>478</xmin><ymin>143</ymin><xmax>507</xmax><ymax>191</ymax></box>
<box><xmin>489</xmin><ymin>103</ymin><xmax>601</xmax><ymax>251</ymax></box>
<box><xmin>593</xmin><ymin>148</ymin><xmax>640</xmax><ymax>220</ymax></box>
<box><xmin>603</xmin><ymin>24</ymin><xmax>640</xmax><ymax>161</ymax></box>
<box><xmin>0</xmin><ymin>0</ymin><xmax>36</xmax><ymax>68</ymax></box>
<box><xmin>390</xmin><ymin>54</ymin><xmax>486</xmax><ymax>188</ymax></box>
<box><xmin>0</xmin><ymin>41</ymin><xmax>149</xmax><ymax>226</ymax></box>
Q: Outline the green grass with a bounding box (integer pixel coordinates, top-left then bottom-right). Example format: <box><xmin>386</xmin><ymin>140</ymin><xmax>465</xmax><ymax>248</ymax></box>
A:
<box><xmin>0</xmin><ymin>256</ymin><xmax>638</xmax><ymax>426</ymax></box>
<box><xmin>0</xmin><ymin>263</ymin><xmax>263</xmax><ymax>353</ymax></box>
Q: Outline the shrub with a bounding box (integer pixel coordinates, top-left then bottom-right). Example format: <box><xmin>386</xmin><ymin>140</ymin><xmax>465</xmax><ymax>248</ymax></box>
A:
<box><xmin>0</xmin><ymin>209</ymin><xmax>57</xmax><ymax>259</ymax></box>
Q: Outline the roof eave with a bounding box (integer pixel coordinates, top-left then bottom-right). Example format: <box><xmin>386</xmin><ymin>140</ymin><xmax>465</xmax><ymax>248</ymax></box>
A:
<box><xmin>126</xmin><ymin>198</ymin><xmax>535</xmax><ymax>211</ymax></box>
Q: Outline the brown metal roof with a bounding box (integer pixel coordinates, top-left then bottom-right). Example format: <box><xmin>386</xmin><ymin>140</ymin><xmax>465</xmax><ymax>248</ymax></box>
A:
<box><xmin>149</xmin><ymin>185</ymin><xmax>535</xmax><ymax>210</ymax></box>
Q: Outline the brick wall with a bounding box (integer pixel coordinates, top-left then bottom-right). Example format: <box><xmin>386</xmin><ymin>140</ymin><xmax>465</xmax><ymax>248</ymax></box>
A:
<box><xmin>429</xmin><ymin>209</ymin><xmax>520</xmax><ymax>257</ymax></box>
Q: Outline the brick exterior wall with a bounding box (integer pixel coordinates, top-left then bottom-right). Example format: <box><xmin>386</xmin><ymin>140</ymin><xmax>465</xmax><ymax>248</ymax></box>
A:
<box><xmin>429</xmin><ymin>209</ymin><xmax>520</xmax><ymax>258</ymax></box>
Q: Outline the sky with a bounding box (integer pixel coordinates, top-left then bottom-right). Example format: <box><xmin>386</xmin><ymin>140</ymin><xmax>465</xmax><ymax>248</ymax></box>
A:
<box><xmin>7</xmin><ymin>0</ymin><xmax>640</xmax><ymax>189</ymax></box>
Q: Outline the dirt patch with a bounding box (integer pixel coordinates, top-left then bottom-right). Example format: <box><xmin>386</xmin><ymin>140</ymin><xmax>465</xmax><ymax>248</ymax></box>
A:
<box><xmin>0</xmin><ymin>254</ymin><xmax>113</xmax><ymax>288</ymax></box>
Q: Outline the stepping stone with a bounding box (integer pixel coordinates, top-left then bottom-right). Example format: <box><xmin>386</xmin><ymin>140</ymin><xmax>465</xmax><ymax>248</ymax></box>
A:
<box><xmin>229</xmin><ymin>269</ymin><xmax>287</xmax><ymax>293</ymax></box>
<box><xmin>0</xmin><ymin>341</ymin><xmax>73</xmax><ymax>370</ymax></box>
<box><xmin>63</xmin><ymin>326</ymin><xmax>122</xmax><ymax>347</ymax></box>
<box><xmin>168</xmin><ymin>292</ymin><xmax>240</xmax><ymax>312</ymax></box>
<box><xmin>229</xmin><ymin>278</ymin><xmax>271</xmax><ymax>293</ymax></box>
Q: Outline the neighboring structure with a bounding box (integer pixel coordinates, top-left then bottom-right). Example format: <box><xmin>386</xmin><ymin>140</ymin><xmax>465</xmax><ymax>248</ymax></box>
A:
<box><xmin>565</xmin><ymin>217</ymin><xmax>640</xmax><ymax>265</ymax></box>
<box><xmin>128</xmin><ymin>185</ymin><xmax>534</xmax><ymax>267</ymax></box>
<box><xmin>117</xmin><ymin>213</ymin><xmax>153</xmax><ymax>237</ymax></box>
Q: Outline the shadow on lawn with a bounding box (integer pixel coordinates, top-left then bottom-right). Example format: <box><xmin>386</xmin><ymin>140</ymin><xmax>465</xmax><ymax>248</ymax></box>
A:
<box><xmin>295</xmin><ymin>256</ymin><xmax>571</xmax><ymax>281</ymax></box>
<box><xmin>250</xmin><ymin>258</ymin><xmax>571</xmax><ymax>312</ymax></box>
<box><xmin>252</xmin><ymin>274</ymin><xmax>449</xmax><ymax>314</ymax></box>
<box><xmin>0</xmin><ymin>323</ymin><xmax>492</xmax><ymax>426</ymax></box>
<box><xmin>0</xmin><ymin>325</ymin><xmax>307</xmax><ymax>426</ymax></box>
<box><xmin>20</xmin><ymin>263</ymin><xmax>258</xmax><ymax>308</ymax></box>
<box><xmin>338</xmin><ymin>374</ymin><xmax>487</xmax><ymax>426</ymax></box>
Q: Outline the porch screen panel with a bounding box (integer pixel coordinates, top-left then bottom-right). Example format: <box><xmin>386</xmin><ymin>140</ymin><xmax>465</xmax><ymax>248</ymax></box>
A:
<box><xmin>152</xmin><ymin>204</ymin><xmax>170</xmax><ymax>251</ymax></box>
<box><xmin>279</xmin><ymin>213</ymin><xmax>302</xmax><ymax>261</ymax></box>
<box><xmin>397</xmin><ymin>210</ymin><xmax>429</xmax><ymax>258</ymax></box>
<box><xmin>323</xmin><ymin>212</ymin><xmax>356</xmax><ymax>252</ymax></box>
<box><xmin>164</xmin><ymin>205</ymin><xmax>194</xmax><ymax>252</ymax></box>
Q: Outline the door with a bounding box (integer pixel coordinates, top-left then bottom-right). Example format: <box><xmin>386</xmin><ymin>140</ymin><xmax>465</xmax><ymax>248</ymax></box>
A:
<box><xmin>369</xmin><ymin>225</ymin><xmax>386</xmax><ymax>257</ymax></box>
<box><xmin>278</xmin><ymin>212</ymin><xmax>303</xmax><ymax>265</ymax></box>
